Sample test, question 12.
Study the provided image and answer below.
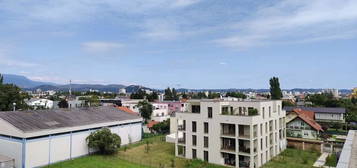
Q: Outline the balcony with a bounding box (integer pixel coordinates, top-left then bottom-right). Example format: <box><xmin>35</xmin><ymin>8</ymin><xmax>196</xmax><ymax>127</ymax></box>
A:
<box><xmin>178</xmin><ymin>133</ymin><xmax>186</xmax><ymax>144</ymax></box>
<box><xmin>239</xmin><ymin>139</ymin><xmax>250</xmax><ymax>154</ymax></box>
<box><xmin>177</xmin><ymin>145</ymin><xmax>185</xmax><ymax>157</ymax></box>
<box><xmin>222</xmin><ymin>152</ymin><xmax>236</xmax><ymax>167</ymax></box>
<box><xmin>221</xmin><ymin>123</ymin><xmax>236</xmax><ymax>137</ymax></box>
<box><xmin>239</xmin><ymin>125</ymin><xmax>250</xmax><ymax>139</ymax></box>
<box><xmin>178</xmin><ymin>125</ymin><xmax>185</xmax><ymax>131</ymax></box>
<box><xmin>239</xmin><ymin>155</ymin><xmax>250</xmax><ymax>168</ymax></box>
<box><xmin>221</xmin><ymin>138</ymin><xmax>236</xmax><ymax>152</ymax></box>
<box><xmin>221</xmin><ymin>106</ymin><xmax>260</xmax><ymax>116</ymax></box>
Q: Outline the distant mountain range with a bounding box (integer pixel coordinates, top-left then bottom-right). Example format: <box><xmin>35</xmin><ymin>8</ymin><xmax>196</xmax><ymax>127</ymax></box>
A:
<box><xmin>3</xmin><ymin>74</ymin><xmax>57</xmax><ymax>88</ymax></box>
<box><xmin>2</xmin><ymin>74</ymin><xmax>352</xmax><ymax>94</ymax></box>
<box><xmin>2</xmin><ymin>74</ymin><xmax>150</xmax><ymax>93</ymax></box>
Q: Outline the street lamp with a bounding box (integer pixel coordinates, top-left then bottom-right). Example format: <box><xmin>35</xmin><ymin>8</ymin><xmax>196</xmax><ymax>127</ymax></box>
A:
<box><xmin>13</xmin><ymin>102</ymin><xmax>16</xmax><ymax>111</ymax></box>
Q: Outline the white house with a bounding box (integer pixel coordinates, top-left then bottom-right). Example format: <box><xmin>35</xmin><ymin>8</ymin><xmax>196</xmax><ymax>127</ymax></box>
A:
<box><xmin>0</xmin><ymin>106</ymin><xmax>143</xmax><ymax>168</ymax></box>
<box><xmin>122</xmin><ymin>99</ymin><xmax>170</xmax><ymax>122</ymax></box>
<box><xmin>26</xmin><ymin>98</ymin><xmax>54</xmax><ymax>109</ymax></box>
<box><xmin>151</xmin><ymin>103</ymin><xmax>170</xmax><ymax>122</ymax></box>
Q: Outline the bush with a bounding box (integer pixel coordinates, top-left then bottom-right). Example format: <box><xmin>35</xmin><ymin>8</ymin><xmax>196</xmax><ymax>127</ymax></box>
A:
<box><xmin>86</xmin><ymin>128</ymin><xmax>121</xmax><ymax>155</ymax></box>
<box><xmin>325</xmin><ymin>153</ymin><xmax>337</xmax><ymax>167</ymax></box>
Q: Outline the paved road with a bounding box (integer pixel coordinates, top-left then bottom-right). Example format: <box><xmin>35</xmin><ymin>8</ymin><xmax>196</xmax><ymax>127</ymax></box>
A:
<box><xmin>313</xmin><ymin>152</ymin><xmax>329</xmax><ymax>167</ymax></box>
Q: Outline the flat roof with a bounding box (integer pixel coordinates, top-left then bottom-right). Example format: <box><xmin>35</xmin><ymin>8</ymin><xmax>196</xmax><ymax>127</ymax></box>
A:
<box><xmin>0</xmin><ymin>106</ymin><xmax>142</xmax><ymax>133</ymax></box>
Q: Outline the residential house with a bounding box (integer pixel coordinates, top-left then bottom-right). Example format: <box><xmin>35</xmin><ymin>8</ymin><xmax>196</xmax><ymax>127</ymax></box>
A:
<box><xmin>286</xmin><ymin>108</ymin><xmax>323</xmax><ymax>139</ymax></box>
<box><xmin>175</xmin><ymin>99</ymin><xmax>286</xmax><ymax>168</ymax></box>
<box><xmin>25</xmin><ymin>98</ymin><xmax>54</xmax><ymax>109</ymax></box>
<box><xmin>284</xmin><ymin>106</ymin><xmax>346</xmax><ymax>123</ymax></box>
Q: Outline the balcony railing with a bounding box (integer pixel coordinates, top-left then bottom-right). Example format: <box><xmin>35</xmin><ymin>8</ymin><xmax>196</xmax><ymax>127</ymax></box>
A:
<box><xmin>239</xmin><ymin>161</ymin><xmax>250</xmax><ymax>168</ymax></box>
<box><xmin>239</xmin><ymin>147</ymin><xmax>250</xmax><ymax>154</ymax></box>
<box><xmin>178</xmin><ymin>125</ymin><xmax>185</xmax><ymax>131</ymax></box>
<box><xmin>221</xmin><ymin>146</ymin><xmax>236</xmax><ymax>152</ymax></box>
<box><xmin>178</xmin><ymin>138</ymin><xmax>185</xmax><ymax>144</ymax></box>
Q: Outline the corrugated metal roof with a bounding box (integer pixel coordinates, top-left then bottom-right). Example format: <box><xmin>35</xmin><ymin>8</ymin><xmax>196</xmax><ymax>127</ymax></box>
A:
<box><xmin>0</xmin><ymin>106</ymin><xmax>141</xmax><ymax>133</ymax></box>
<box><xmin>284</xmin><ymin>106</ymin><xmax>346</xmax><ymax>114</ymax></box>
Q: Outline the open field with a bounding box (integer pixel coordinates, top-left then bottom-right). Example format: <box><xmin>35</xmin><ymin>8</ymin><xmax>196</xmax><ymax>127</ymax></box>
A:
<box><xmin>262</xmin><ymin>148</ymin><xmax>320</xmax><ymax>168</ymax></box>
<box><xmin>48</xmin><ymin>136</ymin><xmax>319</xmax><ymax>168</ymax></box>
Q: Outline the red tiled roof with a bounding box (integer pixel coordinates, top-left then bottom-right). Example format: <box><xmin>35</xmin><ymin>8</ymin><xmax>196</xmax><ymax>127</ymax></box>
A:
<box><xmin>147</xmin><ymin>120</ymin><xmax>159</xmax><ymax>128</ymax></box>
<box><xmin>116</xmin><ymin>106</ymin><xmax>137</xmax><ymax>115</ymax></box>
<box><xmin>293</xmin><ymin>108</ymin><xmax>323</xmax><ymax>132</ymax></box>
<box><xmin>293</xmin><ymin>108</ymin><xmax>315</xmax><ymax>120</ymax></box>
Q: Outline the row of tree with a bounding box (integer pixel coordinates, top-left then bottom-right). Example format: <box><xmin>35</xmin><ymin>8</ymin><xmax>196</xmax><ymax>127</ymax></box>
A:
<box><xmin>130</xmin><ymin>89</ymin><xmax>158</xmax><ymax>102</ymax></box>
<box><xmin>0</xmin><ymin>74</ymin><xmax>30</xmax><ymax>111</ymax></box>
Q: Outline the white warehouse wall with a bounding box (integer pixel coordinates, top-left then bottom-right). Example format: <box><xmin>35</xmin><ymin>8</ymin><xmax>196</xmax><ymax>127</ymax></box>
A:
<box><xmin>0</xmin><ymin>138</ymin><xmax>22</xmax><ymax>168</ymax></box>
<box><xmin>1</xmin><ymin>122</ymin><xmax>142</xmax><ymax>168</ymax></box>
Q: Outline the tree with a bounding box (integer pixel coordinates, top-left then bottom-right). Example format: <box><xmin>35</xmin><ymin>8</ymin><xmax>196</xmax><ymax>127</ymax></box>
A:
<box><xmin>147</xmin><ymin>92</ymin><xmax>158</xmax><ymax>102</ymax></box>
<box><xmin>208</xmin><ymin>91</ymin><xmax>220</xmax><ymax>99</ymax></box>
<box><xmin>137</xmin><ymin>100</ymin><xmax>153</xmax><ymax>123</ymax></box>
<box><xmin>0</xmin><ymin>73</ymin><xmax>29</xmax><ymax>111</ymax></box>
<box><xmin>172</xmin><ymin>88</ymin><xmax>178</xmax><ymax>101</ymax></box>
<box><xmin>282</xmin><ymin>100</ymin><xmax>295</xmax><ymax>107</ymax></box>
<box><xmin>130</xmin><ymin>89</ymin><xmax>146</xmax><ymax>99</ymax></box>
<box><xmin>58</xmin><ymin>99</ymin><xmax>69</xmax><ymax>108</ymax></box>
<box><xmin>226</xmin><ymin>92</ymin><xmax>247</xmax><ymax>99</ymax></box>
<box><xmin>152</xmin><ymin>119</ymin><xmax>170</xmax><ymax>134</ymax></box>
<box><xmin>86</xmin><ymin>128</ymin><xmax>121</xmax><ymax>155</ymax></box>
<box><xmin>269</xmin><ymin>77</ymin><xmax>282</xmax><ymax>100</ymax></box>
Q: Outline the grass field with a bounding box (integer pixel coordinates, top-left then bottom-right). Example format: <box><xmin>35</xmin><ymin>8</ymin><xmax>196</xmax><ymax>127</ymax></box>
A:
<box><xmin>48</xmin><ymin>136</ymin><xmax>319</xmax><ymax>168</ymax></box>
<box><xmin>262</xmin><ymin>148</ymin><xmax>320</xmax><ymax>168</ymax></box>
<box><xmin>48</xmin><ymin>155</ymin><xmax>151</xmax><ymax>168</ymax></box>
<box><xmin>118</xmin><ymin>137</ymin><xmax>225</xmax><ymax>168</ymax></box>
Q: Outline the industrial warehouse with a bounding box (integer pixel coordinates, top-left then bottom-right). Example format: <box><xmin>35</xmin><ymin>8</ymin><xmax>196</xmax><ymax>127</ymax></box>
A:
<box><xmin>0</xmin><ymin>106</ymin><xmax>143</xmax><ymax>168</ymax></box>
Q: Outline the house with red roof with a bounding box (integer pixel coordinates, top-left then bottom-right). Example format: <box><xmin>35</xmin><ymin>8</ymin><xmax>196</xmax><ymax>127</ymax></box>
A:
<box><xmin>286</xmin><ymin>108</ymin><xmax>323</xmax><ymax>140</ymax></box>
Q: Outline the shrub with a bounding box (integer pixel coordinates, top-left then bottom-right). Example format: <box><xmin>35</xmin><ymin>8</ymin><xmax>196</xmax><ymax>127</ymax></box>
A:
<box><xmin>86</xmin><ymin>128</ymin><xmax>121</xmax><ymax>155</ymax></box>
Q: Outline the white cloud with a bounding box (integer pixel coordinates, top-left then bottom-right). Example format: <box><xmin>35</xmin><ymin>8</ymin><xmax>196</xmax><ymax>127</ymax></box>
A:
<box><xmin>219</xmin><ymin>62</ymin><xmax>227</xmax><ymax>65</ymax></box>
<box><xmin>171</xmin><ymin>0</ymin><xmax>201</xmax><ymax>8</ymax></box>
<box><xmin>0</xmin><ymin>0</ymin><xmax>201</xmax><ymax>23</ymax></box>
<box><xmin>140</xmin><ymin>20</ymin><xmax>181</xmax><ymax>40</ymax></box>
<box><xmin>214</xmin><ymin>0</ymin><xmax>357</xmax><ymax>49</ymax></box>
<box><xmin>0</xmin><ymin>47</ymin><xmax>37</xmax><ymax>67</ymax></box>
<box><xmin>81</xmin><ymin>41</ymin><xmax>124</xmax><ymax>54</ymax></box>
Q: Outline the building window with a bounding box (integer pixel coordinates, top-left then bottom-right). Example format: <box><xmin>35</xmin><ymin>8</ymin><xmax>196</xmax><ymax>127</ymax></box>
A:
<box><xmin>204</xmin><ymin>122</ymin><xmax>209</xmax><ymax>134</ymax></box>
<box><xmin>192</xmin><ymin>149</ymin><xmax>197</xmax><ymax>159</ymax></box>
<box><xmin>204</xmin><ymin>136</ymin><xmax>209</xmax><ymax>148</ymax></box>
<box><xmin>262</xmin><ymin>107</ymin><xmax>265</xmax><ymax>119</ymax></box>
<box><xmin>192</xmin><ymin>135</ymin><xmax>197</xmax><ymax>146</ymax></box>
<box><xmin>261</xmin><ymin>138</ymin><xmax>263</xmax><ymax>150</ymax></box>
<box><xmin>192</xmin><ymin>121</ymin><xmax>197</xmax><ymax>132</ymax></box>
<box><xmin>208</xmin><ymin>107</ymin><xmax>213</xmax><ymax>118</ymax></box>
<box><xmin>204</xmin><ymin>151</ymin><xmax>209</xmax><ymax>162</ymax></box>
<box><xmin>192</xmin><ymin>105</ymin><xmax>201</xmax><ymax>113</ymax></box>
<box><xmin>269</xmin><ymin>106</ymin><xmax>271</xmax><ymax>117</ymax></box>
<box><xmin>278</xmin><ymin>105</ymin><xmax>281</xmax><ymax>115</ymax></box>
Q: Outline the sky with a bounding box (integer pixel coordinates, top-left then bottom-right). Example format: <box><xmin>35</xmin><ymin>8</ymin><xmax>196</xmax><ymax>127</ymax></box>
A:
<box><xmin>0</xmin><ymin>0</ymin><xmax>357</xmax><ymax>89</ymax></box>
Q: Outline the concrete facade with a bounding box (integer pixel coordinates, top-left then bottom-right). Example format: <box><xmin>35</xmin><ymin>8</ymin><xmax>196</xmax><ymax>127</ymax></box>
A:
<box><xmin>175</xmin><ymin>99</ymin><xmax>287</xmax><ymax>168</ymax></box>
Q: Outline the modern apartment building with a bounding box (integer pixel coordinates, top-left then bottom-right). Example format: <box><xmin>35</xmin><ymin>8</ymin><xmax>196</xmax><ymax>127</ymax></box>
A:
<box><xmin>175</xmin><ymin>99</ymin><xmax>287</xmax><ymax>168</ymax></box>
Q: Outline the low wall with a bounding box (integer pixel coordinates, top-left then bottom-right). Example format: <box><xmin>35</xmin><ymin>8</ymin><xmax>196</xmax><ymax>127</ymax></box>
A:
<box><xmin>287</xmin><ymin>137</ymin><xmax>323</xmax><ymax>153</ymax></box>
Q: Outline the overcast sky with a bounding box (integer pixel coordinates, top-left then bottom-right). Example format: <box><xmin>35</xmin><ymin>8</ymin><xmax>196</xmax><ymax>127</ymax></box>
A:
<box><xmin>0</xmin><ymin>0</ymin><xmax>357</xmax><ymax>89</ymax></box>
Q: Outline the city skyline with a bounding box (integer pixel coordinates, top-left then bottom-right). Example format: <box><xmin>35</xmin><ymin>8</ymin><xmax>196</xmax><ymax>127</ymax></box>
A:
<box><xmin>1</xmin><ymin>0</ymin><xmax>357</xmax><ymax>89</ymax></box>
